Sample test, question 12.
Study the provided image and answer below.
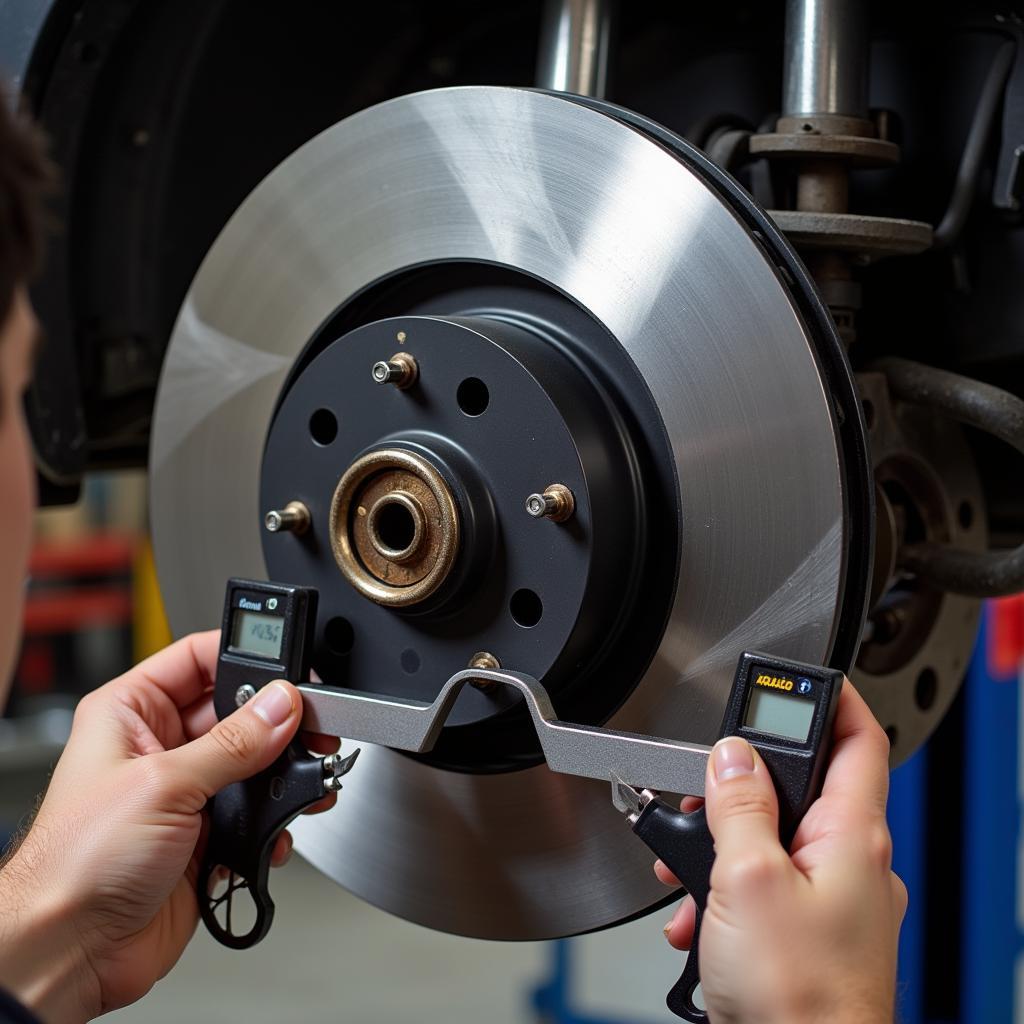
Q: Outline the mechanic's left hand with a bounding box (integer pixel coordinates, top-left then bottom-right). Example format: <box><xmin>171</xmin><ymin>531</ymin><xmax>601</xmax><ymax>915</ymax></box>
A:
<box><xmin>0</xmin><ymin>630</ymin><xmax>338</xmax><ymax>1023</ymax></box>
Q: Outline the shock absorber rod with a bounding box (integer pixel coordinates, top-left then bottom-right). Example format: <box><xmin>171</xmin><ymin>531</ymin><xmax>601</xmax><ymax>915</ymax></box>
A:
<box><xmin>536</xmin><ymin>0</ymin><xmax>613</xmax><ymax>99</ymax></box>
<box><xmin>782</xmin><ymin>0</ymin><xmax>868</xmax><ymax>120</ymax></box>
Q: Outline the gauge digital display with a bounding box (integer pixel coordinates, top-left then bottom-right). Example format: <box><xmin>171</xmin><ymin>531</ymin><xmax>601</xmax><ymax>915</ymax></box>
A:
<box><xmin>230</xmin><ymin>610</ymin><xmax>284</xmax><ymax>660</ymax></box>
<box><xmin>744</xmin><ymin>687</ymin><xmax>815</xmax><ymax>742</ymax></box>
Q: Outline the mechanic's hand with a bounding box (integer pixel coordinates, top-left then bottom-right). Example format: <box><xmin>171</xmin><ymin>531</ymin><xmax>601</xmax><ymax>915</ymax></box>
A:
<box><xmin>656</xmin><ymin>681</ymin><xmax>906</xmax><ymax>1024</ymax></box>
<box><xmin>0</xmin><ymin>630</ymin><xmax>338</xmax><ymax>1023</ymax></box>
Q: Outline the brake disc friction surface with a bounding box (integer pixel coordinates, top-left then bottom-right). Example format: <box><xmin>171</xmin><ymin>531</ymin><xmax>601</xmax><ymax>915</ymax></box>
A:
<box><xmin>150</xmin><ymin>87</ymin><xmax>850</xmax><ymax>938</ymax></box>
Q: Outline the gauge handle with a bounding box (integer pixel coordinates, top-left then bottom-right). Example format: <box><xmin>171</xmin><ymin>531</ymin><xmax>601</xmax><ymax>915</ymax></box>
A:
<box><xmin>198</xmin><ymin>741</ymin><xmax>329</xmax><ymax>948</ymax></box>
<box><xmin>632</xmin><ymin>798</ymin><xmax>714</xmax><ymax>1021</ymax></box>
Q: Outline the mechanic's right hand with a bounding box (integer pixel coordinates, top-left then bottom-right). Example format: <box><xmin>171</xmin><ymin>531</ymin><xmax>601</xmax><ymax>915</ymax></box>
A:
<box><xmin>656</xmin><ymin>681</ymin><xmax>906</xmax><ymax>1024</ymax></box>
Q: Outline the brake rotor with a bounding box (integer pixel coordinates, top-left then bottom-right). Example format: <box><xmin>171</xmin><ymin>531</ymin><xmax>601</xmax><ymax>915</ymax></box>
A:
<box><xmin>150</xmin><ymin>86</ymin><xmax>871</xmax><ymax>939</ymax></box>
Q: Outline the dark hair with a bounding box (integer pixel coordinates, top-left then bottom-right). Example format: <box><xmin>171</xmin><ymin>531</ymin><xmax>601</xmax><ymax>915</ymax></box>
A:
<box><xmin>0</xmin><ymin>89</ymin><xmax>51</xmax><ymax>413</ymax></box>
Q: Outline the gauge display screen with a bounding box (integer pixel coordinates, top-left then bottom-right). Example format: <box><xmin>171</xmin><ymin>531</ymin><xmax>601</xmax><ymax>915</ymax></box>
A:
<box><xmin>230</xmin><ymin>610</ymin><xmax>284</xmax><ymax>660</ymax></box>
<box><xmin>744</xmin><ymin>687</ymin><xmax>814</xmax><ymax>742</ymax></box>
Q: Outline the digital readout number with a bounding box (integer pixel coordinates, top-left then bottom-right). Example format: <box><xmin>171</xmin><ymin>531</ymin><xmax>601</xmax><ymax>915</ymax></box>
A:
<box><xmin>246</xmin><ymin>620</ymin><xmax>282</xmax><ymax>645</ymax></box>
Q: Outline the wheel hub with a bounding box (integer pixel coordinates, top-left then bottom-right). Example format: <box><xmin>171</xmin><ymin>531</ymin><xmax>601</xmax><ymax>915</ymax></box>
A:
<box><xmin>260</xmin><ymin>309</ymin><xmax>674</xmax><ymax>758</ymax></box>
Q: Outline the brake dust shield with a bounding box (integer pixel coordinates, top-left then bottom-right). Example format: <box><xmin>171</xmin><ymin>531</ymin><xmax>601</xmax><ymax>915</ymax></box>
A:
<box><xmin>149</xmin><ymin>87</ymin><xmax>868</xmax><ymax>940</ymax></box>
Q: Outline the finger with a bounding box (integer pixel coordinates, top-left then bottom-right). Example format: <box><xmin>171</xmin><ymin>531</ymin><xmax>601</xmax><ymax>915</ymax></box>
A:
<box><xmin>115</xmin><ymin>631</ymin><xmax>222</xmax><ymax>710</ymax></box>
<box><xmin>891</xmin><ymin>872</ymin><xmax>908</xmax><ymax>922</ymax></box>
<box><xmin>183</xmin><ymin>709</ymin><xmax>341</xmax><ymax>755</ymax></box>
<box><xmin>654</xmin><ymin>859</ymin><xmax>681</xmax><ymax>887</ymax></box>
<box><xmin>679</xmin><ymin>795</ymin><xmax>703</xmax><ymax>813</ymax></box>
<box><xmin>160</xmin><ymin>681</ymin><xmax>302</xmax><ymax>802</ymax></box>
<box><xmin>705</xmin><ymin>737</ymin><xmax>782</xmax><ymax>857</ymax></box>
<box><xmin>302</xmin><ymin>792</ymin><xmax>338</xmax><ymax>816</ymax></box>
<box><xmin>302</xmin><ymin>731</ymin><xmax>341</xmax><ymax>756</ymax></box>
<box><xmin>271</xmin><ymin>830</ymin><xmax>293</xmax><ymax>868</ymax></box>
<box><xmin>818</xmin><ymin>680</ymin><xmax>891</xmax><ymax>819</ymax></box>
<box><xmin>181</xmin><ymin>694</ymin><xmax>217</xmax><ymax>742</ymax></box>
<box><xmin>704</xmin><ymin>736</ymin><xmax>796</xmax><ymax>907</ymax></box>
<box><xmin>663</xmin><ymin>895</ymin><xmax>696</xmax><ymax>951</ymax></box>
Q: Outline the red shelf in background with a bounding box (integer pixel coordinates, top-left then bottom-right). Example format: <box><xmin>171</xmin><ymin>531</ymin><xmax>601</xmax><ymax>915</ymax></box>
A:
<box><xmin>989</xmin><ymin>594</ymin><xmax>1024</xmax><ymax>679</ymax></box>
<box><xmin>22</xmin><ymin>587</ymin><xmax>133</xmax><ymax>635</ymax></box>
<box><xmin>29</xmin><ymin>533</ymin><xmax>136</xmax><ymax>578</ymax></box>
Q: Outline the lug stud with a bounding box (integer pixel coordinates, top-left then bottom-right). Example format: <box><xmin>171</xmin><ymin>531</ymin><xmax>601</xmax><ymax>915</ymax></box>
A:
<box><xmin>265</xmin><ymin>500</ymin><xmax>311</xmax><ymax>535</ymax></box>
<box><xmin>469</xmin><ymin>651</ymin><xmax>500</xmax><ymax>691</ymax></box>
<box><xmin>525</xmin><ymin>484</ymin><xmax>575</xmax><ymax>523</ymax></box>
<box><xmin>371</xmin><ymin>352</ymin><xmax>419</xmax><ymax>390</ymax></box>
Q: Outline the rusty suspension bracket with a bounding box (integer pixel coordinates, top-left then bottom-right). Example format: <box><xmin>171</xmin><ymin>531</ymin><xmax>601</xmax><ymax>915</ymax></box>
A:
<box><xmin>877</xmin><ymin>357</ymin><xmax>1024</xmax><ymax>596</ymax></box>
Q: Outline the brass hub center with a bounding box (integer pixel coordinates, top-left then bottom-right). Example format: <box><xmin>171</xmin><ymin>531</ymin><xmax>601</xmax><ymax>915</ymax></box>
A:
<box><xmin>330</xmin><ymin>448</ymin><xmax>460</xmax><ymax>607</ymax></box>
<box><xmin>365</xmin><ymin>491</ymin><xmax>426</xmax><ymax>563</ymax></box>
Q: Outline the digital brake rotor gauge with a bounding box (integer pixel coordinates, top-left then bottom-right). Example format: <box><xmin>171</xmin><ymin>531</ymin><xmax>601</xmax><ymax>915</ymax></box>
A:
<box><xmin>612</xmin><ymin>652</ymin><xmax>842</xmax><ymax>1021</ymax></box>
<box><xmin>197</xmin><ymin>579</ymin><xmax>358</xmax><ymax>949</ymax></box>
<box><xmin>200</xmin><ymin>579</ymin><xmax>842</xmax><ymax>1024</ymax></box>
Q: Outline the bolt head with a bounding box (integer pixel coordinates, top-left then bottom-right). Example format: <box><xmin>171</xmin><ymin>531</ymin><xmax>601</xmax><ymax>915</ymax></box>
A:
<box><xmin>235</xmin><ymin>683</ymin><xmax>257</xmax><ymax>708</ymax></box>
<box><xmin>372</xmin><ymin>361</ymin><xmax>391</xmax><ymax>383</ymax></box>
<box><xmin>265</xmin><ymin>510</ymin><xmax>283</xmax><ymax>532</ymax></box>
<box><xmin>525</xmin><ymin>494</ymin><xmax>546</xmax><ymax>517</ymax></box>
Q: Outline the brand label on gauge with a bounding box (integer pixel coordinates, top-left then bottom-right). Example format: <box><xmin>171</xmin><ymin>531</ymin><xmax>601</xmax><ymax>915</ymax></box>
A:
<box><xmin>754</xmin><ymin>673</ymin><xmax>794</xmax><ymax>691</ymax></box>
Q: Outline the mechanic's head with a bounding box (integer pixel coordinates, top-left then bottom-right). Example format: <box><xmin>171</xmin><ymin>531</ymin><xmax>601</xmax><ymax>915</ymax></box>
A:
<box><xmin>0</xmin><ymin>93</ymin><xmax>49</xmax><ymax>695</ymax></box>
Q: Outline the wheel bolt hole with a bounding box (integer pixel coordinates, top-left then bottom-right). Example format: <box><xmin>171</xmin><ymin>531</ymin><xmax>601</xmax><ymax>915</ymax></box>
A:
<box><xmin>457</xmin><ymin>377</ymin><xmax>489</xmax><ymax>416</ymax></box>
<box><xmin>325</xmin><ymin>616</ymin><xmax>354</xmax><ymax>655</ymax></box>
<box><xmin>309</xmin><ymin>408</ymin><xmax>338</xmax><ymax>446</ymax></box>
<box><xmin>914</xmin><ymin>667</ymin><xmax>938</xmax><ymax>711</ymax></box>
<box><xmin>958</xmin><ymin>500</ymin><xmax>974</xmax><ymax>531</ymax></box>
<box><xmin>510</xmin><ymin>589</ymin><xmax>543</xmax><ymax>628</ymax></box>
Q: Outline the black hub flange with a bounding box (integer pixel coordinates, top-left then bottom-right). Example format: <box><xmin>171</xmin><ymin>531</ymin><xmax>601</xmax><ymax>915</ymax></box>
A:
<box><xmin>261</xmin><ymin>304</ymin><xmax>677</xmax><ymax>770</ymax></box>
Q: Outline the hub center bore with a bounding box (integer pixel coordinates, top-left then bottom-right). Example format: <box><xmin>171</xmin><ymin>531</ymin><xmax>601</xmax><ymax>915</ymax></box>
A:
<box><xmin>330</xmin><ymin>448</ymin><xmax>460</xmax><ymax>607</ymax></box>
<box><xmin>367</xmin><ymin>492</ymin><xmax>423</xmax><ymax>562</ymax></box>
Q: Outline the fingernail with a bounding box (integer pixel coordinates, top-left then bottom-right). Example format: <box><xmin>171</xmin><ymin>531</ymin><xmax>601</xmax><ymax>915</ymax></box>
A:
<box><xmin>712</xmin><ymin>737</ymin><xmax>754</xmax><ymax>781</ymax></box>
<box><xmin>663</xmin><ymin>919</ymin><xmax>674</xmax><ymax>938</ymax></box>
<box><xmin>250</xmin><ymin>682</ymin><xmax>295</xmax><ymax>726</ymax></box>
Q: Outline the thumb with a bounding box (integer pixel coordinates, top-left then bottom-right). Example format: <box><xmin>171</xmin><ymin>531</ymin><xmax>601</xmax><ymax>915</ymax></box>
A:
<box><xmin>705</xmin><ymin>737</ymin><xmax>786</xmax><ymax>875</ymax></box>
<box><xmin>164</xmin><ymin>681</ymin><xmax>302</xmax><ymax>800</ymax></box>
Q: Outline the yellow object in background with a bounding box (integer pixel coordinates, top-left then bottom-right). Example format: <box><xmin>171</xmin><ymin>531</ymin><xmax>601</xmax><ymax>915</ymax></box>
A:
<box><xmin>133</xmin><ymin>535</ymin><xmax>172</xmax><ymax>661</ymax></box>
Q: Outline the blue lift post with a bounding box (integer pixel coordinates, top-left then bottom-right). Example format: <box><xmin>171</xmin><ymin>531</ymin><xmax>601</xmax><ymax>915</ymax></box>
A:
<box><xmin>889</xmin><ymin>741</ymin><xmax>927</xmax><ymax>1024</ymax></box>
<box><xmin>961</xmin><ymin>604</ymin><xmax>1020</xmax><ymax>1022</ymax></box>
<box><xmin>889</xmin><ymin>603</ymin><xmax>1022</xmax><ymax>1024</ymax></box>
<box><xmin>530</xmin><ymin>938</ymin><xmax>662</xmax><ymax>1024</ymax></box>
